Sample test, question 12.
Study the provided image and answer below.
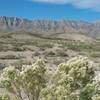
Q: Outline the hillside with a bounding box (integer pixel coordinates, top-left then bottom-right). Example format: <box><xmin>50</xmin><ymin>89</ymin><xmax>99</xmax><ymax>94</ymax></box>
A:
<box><xmin>0</xmin><ymin>16</ymin><xmax>100</xmax><ymax>68</ymax></box>
<box><xmin>0</xmin><ymin>30</ymin><xmax>99</xmax><ymax>68</ymax></box>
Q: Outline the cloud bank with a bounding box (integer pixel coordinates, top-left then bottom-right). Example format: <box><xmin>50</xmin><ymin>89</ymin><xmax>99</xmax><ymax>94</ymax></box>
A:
<box><xmin>32</xmin><ymin>0</ymin><xmax>100</xmax><ymax>12</ymax></box>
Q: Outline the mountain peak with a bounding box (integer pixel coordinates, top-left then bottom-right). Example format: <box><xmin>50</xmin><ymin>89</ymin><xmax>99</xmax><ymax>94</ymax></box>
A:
<box><xmin>0</xmin><ymin>16</ymin><xmax>100</xmax><ymax>38</ymax></box>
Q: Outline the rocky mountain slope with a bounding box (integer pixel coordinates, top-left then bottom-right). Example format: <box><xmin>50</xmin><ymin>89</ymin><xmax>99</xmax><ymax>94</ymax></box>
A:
<box><xmin>0</xmin><ymin>16</ymin><xmax>100</xmax><ymax>38</ymax></box>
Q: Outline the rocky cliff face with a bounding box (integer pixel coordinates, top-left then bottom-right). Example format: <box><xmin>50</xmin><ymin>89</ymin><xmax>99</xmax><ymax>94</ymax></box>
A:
<box><xmin>0</xmin><ymin>16</ymin><xmax>33</xmax><ymax>31</ymax></box>
<box><xmin>0</xmin><ymin>16</ymin><xmax>100</xmax><ymax>37</ymax></box>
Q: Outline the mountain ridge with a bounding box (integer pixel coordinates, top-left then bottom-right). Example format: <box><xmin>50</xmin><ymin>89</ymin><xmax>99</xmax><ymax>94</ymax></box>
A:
<box><xmin>0</xmin><ymin>16</ymin><xmax>100</xmax><ymax>38</ymax></box>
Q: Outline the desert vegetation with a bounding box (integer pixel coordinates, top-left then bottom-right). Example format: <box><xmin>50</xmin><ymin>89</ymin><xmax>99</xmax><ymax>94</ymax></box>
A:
<box><xmin>0</xmin><ymin>56</ymin><xmax>100</xmax><ymax>100</ymax></box>
<box><xmin>0</xmin><ymin>31</ymin><xmax>100</xmax><ymax>67</ymax></box>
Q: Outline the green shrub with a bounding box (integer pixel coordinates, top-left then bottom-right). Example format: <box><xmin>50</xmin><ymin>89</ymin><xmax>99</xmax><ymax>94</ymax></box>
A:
<box><xmin>90</xmin><ymin>52</ymin><xmax>100</xmax><ymax>58</ymax></box>
<box><xmin>0</xmin><ymin>94</ymin><xmax>11</xmax><ymax>100</ymax></box>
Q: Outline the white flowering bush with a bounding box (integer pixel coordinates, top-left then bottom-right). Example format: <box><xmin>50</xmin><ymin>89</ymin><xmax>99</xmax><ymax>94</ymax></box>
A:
<box><xmin>40</xmin><ymin>56</ymin><xmax>97</xmax><ymax>100</ymax></box>
<box><xmin>0</xmin><ymin>59</ymin><xmax>47</xmax><ymax>100</ymax></box>
<box><xmin>0</xmin><ymin>56</ymin><xmax>100</xmax><ymax>100</ymax></box>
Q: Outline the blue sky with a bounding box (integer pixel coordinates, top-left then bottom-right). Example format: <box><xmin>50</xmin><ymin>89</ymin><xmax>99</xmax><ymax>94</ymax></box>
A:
<box><xmin>0</xmin><ymin>0</ymin><xmax>100</xmax><ymax>21</ymax></box>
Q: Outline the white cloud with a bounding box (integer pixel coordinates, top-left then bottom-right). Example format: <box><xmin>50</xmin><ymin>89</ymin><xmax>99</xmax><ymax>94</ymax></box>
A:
<box><xmin>31</xmin><ymin>0</ymin><xmax>100</xmax><ymax>12</ymax></box>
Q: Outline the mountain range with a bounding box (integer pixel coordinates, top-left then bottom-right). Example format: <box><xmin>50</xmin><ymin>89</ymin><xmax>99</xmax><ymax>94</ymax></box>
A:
<box><xmin>0</xmin><ymin>16</ymin><xmax>100</xmax><ymax>38</ymax></box>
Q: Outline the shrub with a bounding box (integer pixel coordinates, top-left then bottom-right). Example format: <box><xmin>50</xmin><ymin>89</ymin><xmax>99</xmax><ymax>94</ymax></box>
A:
<box><xmin>0</xmin><ymin>94</ymin><xmax>11</xmax><ymax>100</ymax></box>
<box><xmin>40</xmin><ymin>56</ymin><xmax>96</xmax><ymax>100</ymax></box>
<box><xmin>0</xmin><ymin>59</ymin><xmax>47</xmax><ymax>100</ymax></box>
<box><xmin>0</xmin><ymin>56</ymin><xmax>100</xmax><ymax>100</ymax></box>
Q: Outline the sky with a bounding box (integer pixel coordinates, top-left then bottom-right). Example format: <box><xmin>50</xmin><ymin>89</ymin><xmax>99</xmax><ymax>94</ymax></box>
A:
<box><xmin>0</xmin><ymin>0</ymin><xmax>100</xmax><ymax>22</ymax></box>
